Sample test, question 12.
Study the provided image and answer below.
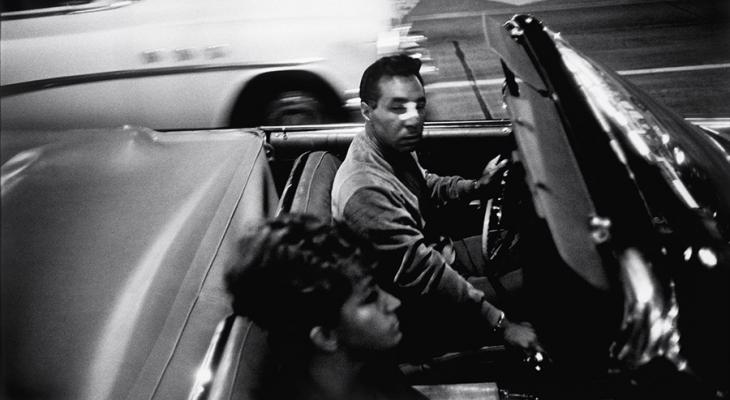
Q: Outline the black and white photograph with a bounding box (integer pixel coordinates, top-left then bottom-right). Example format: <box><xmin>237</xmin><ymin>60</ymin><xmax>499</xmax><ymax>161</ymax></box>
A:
<box><xmin>2</xmin><ymin>0</ymin><xmax>729</xmax><ymax>399</ymax></box>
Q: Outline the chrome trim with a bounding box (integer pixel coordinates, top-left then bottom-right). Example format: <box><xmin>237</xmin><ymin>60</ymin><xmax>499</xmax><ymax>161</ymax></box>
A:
<box><xmin>261</xmin><ymin>119</ymin><xmax>726</xmax><ymax>134</ymax></box>
<box><xmin>188</xmin><ymin>315</ymin><xmax>237</xmax><ymax>400</ymax></box>
<box><xmin>611</xmin><ymin>248</ymin><xmax>686</xmax><ymax>371</ymax></box>
<box><xmin>687</xmin><ymin>117</ymin><xmax>730</xmax><ymax>132</ymax></box>
<box><xmin>265</xmin><ymin>120</ymin><xmax>512</xmax><ymax>152</ymax></box>
<box><xmin>1</xmin><ymin>0</ymin><xmax>137</xmax><ymax>20</ymax></box>
<box><xmin>344</xmin><ymin>97</ymin><xmax>361</xmax><ymax>110</ymax></box>
<box><xmin>0</xmin><ymin>61</ymin><xmax>316</xmax><ymax>97</ymax></box>
<box><xmin>206</xmin><ymin>317</ymin><xmax>251</xmax><ymax>400</ymax></box>
<box><xmin>413</xmin><ymin>383</ymin><xmax>499</xmax><ymax>400</ymax></box>
<box><xmin>263</xmin><ymin>119</ymin><xmax>511</xmax><ymax>130</ymax></box>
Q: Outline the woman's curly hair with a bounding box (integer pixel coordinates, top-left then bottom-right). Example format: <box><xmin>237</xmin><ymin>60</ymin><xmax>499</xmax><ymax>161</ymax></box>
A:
<box><xmin>225</xmin><ymin>214</ymin><xmax>377</xmax><ymax>349</ymax></box>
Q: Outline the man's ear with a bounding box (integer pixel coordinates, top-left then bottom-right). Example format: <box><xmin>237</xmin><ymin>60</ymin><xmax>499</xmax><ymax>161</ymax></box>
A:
<box><xmin>309</xmin><ymin>326</ymin><xmax>339</xmax><ymax>352</ymax></box>
<box><xmin>361</xmin><ymin>101</ymin><xmax>372</xmax><ymax>121</ymax></box>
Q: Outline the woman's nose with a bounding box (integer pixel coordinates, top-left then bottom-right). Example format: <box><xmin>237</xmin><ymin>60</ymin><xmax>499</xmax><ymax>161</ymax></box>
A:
<box><xmin>382</xmin><ymin>290</ymin><xmax>401</xmax><ymax>312</ymax></box>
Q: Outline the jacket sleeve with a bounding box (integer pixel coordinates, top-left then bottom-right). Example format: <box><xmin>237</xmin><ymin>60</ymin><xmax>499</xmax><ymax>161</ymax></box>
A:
<box><xmin>412</xmin><ymin>152</ymin><xmax>472</xmax><ymax>203</ymax></box>
<box><xmin>340</xmin><ymin>185</ymin><xmax>491</xmax><ymax>314</ymax></box>
<box><xmin>423</xmin><ymin>172</ymin><xmax>472</xmax><ymax>204</ymax></box>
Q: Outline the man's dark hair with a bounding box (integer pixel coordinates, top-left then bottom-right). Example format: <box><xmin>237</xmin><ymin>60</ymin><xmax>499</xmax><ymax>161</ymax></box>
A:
<box><xmin>225</xmin><ymin>214</ymin><xmax>376</xmax><ymax>350</ymax></box>
<box><xmin>359</xmin><ymin>54</ymin><xmax>423</xmax><ymax>108</ymax></box>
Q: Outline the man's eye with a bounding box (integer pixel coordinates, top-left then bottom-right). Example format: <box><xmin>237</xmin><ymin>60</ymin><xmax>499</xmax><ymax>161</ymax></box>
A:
<box><xmin>390</xmin><ymin>106</ymin><xmax>406</xmax><ymax>113</ymax></box>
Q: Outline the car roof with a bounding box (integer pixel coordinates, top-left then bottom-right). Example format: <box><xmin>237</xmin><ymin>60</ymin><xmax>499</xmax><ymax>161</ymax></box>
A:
<box><xmin>1</xmin><ymin>127</ymin><xmax>278</xmax><ymax>399</ymax></box>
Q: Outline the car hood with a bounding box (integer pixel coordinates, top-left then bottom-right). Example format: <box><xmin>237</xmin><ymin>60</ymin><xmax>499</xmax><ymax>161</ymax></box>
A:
<box><xmin>1</xmin><ymin>127</ymin><xmax>278</xmax><ymax>399</ymax></box>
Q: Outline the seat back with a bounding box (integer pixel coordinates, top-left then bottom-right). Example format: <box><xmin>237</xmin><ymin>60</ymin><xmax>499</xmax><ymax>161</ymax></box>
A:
<box><xmin>204</xmin><ymin>152</ymin><xmax>343</xmax><ymax>400</ymax></box>
<box><xmin>277</xmin><ymin>151</ymin><xmax>341</xmax><ymax>222</ymax></box>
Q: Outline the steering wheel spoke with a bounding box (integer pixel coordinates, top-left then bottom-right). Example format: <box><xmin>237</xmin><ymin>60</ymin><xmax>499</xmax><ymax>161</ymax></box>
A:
<box><xmin>482</xmin><ymin>168</ymin><xmax>510</xmax><ymax>260</ymax></box>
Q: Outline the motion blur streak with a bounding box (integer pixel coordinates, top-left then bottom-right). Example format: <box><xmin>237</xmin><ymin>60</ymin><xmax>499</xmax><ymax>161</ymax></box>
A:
<box><xmin>0</xmin><ymin>149</ymin><xmax>42</xmax><ymax>195</ymax></box>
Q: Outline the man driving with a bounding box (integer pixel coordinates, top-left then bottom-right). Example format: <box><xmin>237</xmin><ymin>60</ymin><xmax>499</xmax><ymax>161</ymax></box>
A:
<box><xmin>332</xmin><ymin>54</ymin><xmax>542</xmax><ymax>358</ymax></box>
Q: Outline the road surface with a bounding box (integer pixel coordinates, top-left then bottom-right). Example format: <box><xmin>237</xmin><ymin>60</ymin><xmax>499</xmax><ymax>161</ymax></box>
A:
<box><xmin>403</xmin><ymin>0</ymin><xmax>730</xmax><ymax>120</ymax></box>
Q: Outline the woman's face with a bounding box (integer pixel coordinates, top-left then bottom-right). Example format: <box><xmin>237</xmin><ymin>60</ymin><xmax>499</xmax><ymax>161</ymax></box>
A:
<box><xmin>336</xmin><ymin>277</ymin><xmax>402</xmax><ymax>352</ymax></box>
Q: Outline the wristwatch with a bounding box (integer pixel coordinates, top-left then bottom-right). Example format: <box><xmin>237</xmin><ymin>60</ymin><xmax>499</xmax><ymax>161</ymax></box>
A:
<box><xmin>492</xmin><ymin>311</ymin><xmax>506</xmax><ymax>333</ymax></box>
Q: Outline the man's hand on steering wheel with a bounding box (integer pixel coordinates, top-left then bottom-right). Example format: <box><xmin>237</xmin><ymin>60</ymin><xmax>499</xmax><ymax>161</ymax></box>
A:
<box><xmin>474</xmin><ymin>155</ymin><xmax>509</xmax><ymax>197</ymax></box>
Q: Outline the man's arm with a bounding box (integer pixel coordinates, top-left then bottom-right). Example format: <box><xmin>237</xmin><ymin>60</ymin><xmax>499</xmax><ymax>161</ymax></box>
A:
<box><xmin>341</xmin><ymin>185</ymin><xmax>543</xmax><ymax>352</ymax></box>
<box><xmin>424</xmin><ymin>172</ymin><xmax>475</xmax><ymax>204</ymax></box>
<box><xmin>423</xmin><ymin>155</ymin><xmax>510</xmax><ymax>203</ymax></box>
<box><xmin>340</xmin><ymin>185</ymin><xmax>503</xmax><ymax>326</ymax></box>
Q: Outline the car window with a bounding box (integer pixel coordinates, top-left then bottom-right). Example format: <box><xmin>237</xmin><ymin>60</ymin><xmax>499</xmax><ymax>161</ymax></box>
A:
<box><xmin>1</xmin><ymin>0</ymin><xmax>92</xmax><ymax>13</ymax></box>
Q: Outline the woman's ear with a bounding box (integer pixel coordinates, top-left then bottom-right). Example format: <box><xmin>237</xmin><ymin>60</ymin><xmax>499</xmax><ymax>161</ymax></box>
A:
<box><xmin>309</xmin><ymin>326</ymin><xmax>339</xmax><ymax>352</ymax></box>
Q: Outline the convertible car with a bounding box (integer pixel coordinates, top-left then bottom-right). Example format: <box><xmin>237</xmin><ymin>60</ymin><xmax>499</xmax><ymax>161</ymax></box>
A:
<box><xmin>2</xmin><ymin>15</ymin><xmax>728</xmax><ymax>400</ymax></box>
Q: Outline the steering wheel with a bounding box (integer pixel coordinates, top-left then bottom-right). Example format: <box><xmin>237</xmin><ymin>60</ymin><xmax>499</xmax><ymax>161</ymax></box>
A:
<box><xmin>481</xmin><ymin>163</ymin><xmax>519</xmax><ymax>262</ymax></box>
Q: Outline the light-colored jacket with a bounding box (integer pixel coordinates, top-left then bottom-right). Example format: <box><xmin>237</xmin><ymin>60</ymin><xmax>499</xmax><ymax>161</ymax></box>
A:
<box><xmin>332</xmin><ymin>132</ymin><xmax>498</xmax><ymax>319</ymax></box>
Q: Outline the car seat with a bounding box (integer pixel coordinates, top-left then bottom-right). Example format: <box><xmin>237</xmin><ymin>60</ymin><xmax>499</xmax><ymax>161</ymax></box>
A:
<box><xmin>203</xmin><ymin>151</ymin><xmax>343</xmax><ymax>399</ymax></box>
<box><xmin>277</xmin><ymin>150</ymin><xmax>342</xmax><ymax>221</ymax></box>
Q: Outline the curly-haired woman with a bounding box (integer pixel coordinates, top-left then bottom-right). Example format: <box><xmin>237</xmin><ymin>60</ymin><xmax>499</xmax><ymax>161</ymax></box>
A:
<box><xmin>226</xmin><ymin>214</ymin><xmax>426</xmax><ymax>400</ymax></box>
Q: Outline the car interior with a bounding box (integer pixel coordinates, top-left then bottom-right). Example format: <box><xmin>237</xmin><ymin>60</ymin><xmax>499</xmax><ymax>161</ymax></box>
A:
<box><xmin>191</xmin><ymin>122</ymin><xmax>534</xmax><ymax>400</ymax></box>
<box><xmin>273</xmin><ymin>147</ymin><xmax>511</xmax><ymax>399</ymax></box>
<box><xmin>256</xmin><ymin>130</ymin><xmax>688</xmax><ymax>400</ymax></box>
<box><xmin>185</xmin><ymin>14</ymin><xmax>730</xmax><ymax>400</ymax></box>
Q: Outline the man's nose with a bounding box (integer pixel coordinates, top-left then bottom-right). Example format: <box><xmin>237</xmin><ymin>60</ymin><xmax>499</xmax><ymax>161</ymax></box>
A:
<box><xmin>398</xmin><ymin>103</ymin><xmax>422</xmax><ymax>124</ymax></box>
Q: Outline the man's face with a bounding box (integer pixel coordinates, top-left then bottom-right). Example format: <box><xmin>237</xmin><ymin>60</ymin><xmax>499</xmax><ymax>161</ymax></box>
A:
<box><xmin>335</xmin><ymin>277</ymin><xmax>402</xmax><ymax>352</ymax></box>
<box><xmin>362</xmin><ymin>75</ymin><xmax>426</xmax><ymax>153</ymax></box>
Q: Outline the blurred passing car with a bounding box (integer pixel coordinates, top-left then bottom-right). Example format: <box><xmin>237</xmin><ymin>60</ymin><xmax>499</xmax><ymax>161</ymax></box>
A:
<box><xmin>2</xmin><ymin>14</ymin><xmax>729</xmax><ymax>400</ymax></box>
<box><xmin>0</xmin><ymin>0</ymin><xmax>432</xmax><ymax>130</ymax></box>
